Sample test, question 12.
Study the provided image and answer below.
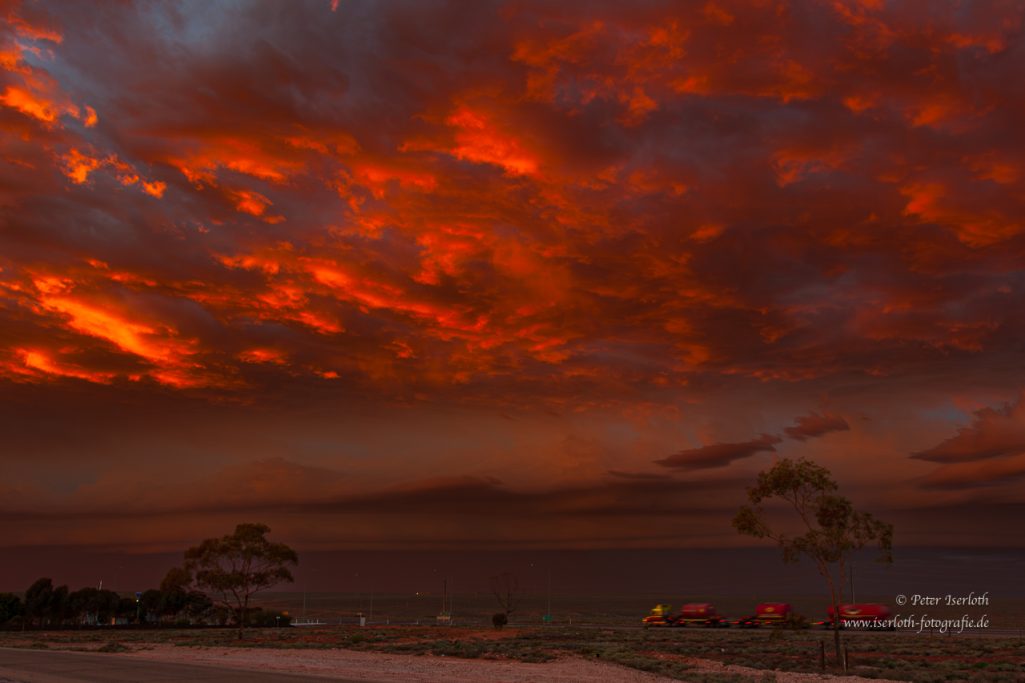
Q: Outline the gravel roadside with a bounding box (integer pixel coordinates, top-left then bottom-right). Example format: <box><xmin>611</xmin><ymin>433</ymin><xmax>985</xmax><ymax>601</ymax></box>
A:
<box><xmin>117</xmin><ymin>644</ymin><xmax>909</xmax><ymax>682</ymax></box>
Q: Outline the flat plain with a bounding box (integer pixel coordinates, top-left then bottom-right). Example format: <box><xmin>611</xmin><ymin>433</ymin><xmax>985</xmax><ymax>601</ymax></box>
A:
<box><xmin>1</xmin><ymin>620</ymin><xmax>1023</xmax><ymax>682</ymax></box>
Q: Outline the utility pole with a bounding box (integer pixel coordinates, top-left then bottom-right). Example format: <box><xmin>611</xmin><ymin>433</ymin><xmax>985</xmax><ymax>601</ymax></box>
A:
<box><xmin>546</xmin><ymin>569</ymin><xmax>551</xmax><ymax>620</ymax></box>
<box><xmin>850</xmin><ymin>562</ymin><xmax>855</xmax><ymax>603</ymax></box>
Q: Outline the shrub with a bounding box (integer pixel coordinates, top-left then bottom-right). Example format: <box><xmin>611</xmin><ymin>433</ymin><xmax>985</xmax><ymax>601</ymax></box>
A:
<box><xmin>98</xmin><ymin>641</ymin><xmax>130</xmax><ymax>653</ymax></box>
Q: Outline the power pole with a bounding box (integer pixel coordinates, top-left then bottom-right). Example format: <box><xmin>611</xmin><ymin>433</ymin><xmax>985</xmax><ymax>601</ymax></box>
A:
<box><xmin>850</xmin><ymin>562</ymin><xmax>855</xmax><ymax>603</ymax></box>
<box><xmin>546</xmin><ymin>570</ymin><xmax>551</xmax><ymax>619</ymax></box>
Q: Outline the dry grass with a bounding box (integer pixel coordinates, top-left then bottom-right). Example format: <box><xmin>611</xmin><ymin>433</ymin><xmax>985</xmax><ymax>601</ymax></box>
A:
<box><xmin>1</xmin><ymin>624</ymin><xmax>1023</xmax><ymax>681</ymax></box>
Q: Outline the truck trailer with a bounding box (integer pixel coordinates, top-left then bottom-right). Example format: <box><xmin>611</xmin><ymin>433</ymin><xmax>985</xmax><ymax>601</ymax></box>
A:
<box><xmin>642</xmin><ymin>602</ymin><xmax>729</xmax><ymax>628</ymax></box>
<box><xmin>734</xmin><ymin>602</ymin><xmax>793</xmax><ymax>627</ymax></box>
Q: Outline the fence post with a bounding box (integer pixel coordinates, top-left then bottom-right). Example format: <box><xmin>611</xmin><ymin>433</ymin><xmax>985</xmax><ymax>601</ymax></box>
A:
<box><xmin>819</xmin><ymin>640</ymin><xmax>825</xmax><ymax>670</ymax></box>
<box><xmin>844</xmin><ymin>646</ymin><xmax>850</xmax><ymax>672</ymax></box>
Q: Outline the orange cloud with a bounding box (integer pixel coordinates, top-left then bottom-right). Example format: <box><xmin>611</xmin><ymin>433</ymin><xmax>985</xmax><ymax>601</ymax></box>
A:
<box><xmin>168</xmin><ymin>136</ymin><xmax>314</xmax><ymax>190</ymax></box>
<box><xmin>239</xmin><ymin>347</ymin><xmax>288</xmax><ymax>365</ymax></box>
<box><xmin>15</xmin><ymin>276</ymin><xmax>217</xmax><ymax>388</ymax></box>
<box><xmin>37</xmin><ymin>294</ymin><xmax>192</xmax><ymax>365</ymax></box>
<box><xmin>141</xmin><ymin>180</ymin><xmax>166</xmax><ymax>198</ymax></box>
<box><xmin>229</xmin><ymin>187</ymin><xmax>283</xmax><ymax>222</ymax></box>
<box><xmin>0</xmin><ymin>85</ymin><xmax>65</xmax><ymax>123</ymax></box>
<box><xmin>60</xmin><ymin>148</ymin><xmax>102</xmax><ymax>183</ymax></box>
<box><xmin>350</xmin><ymin>160</ymin><xmax>437</xmax><ymax>198</ymax></box>
<box><xmin>901</xmin><ymin>181</ymin><xmax>1023</xmax><ymax>246</ymax></box>
<box><xmin>443</xmin><ymin>106</ymin><xmax>539</xmax><ymax>176</ymax></box>
<box><xmin>5</xmin><ymin>11</ymin><xmax>62</xmax><ymax>44</ymax></box>
<box><xmin>302</xmin><ymin>257</ymin><xmax>478</xmax><ymax>332</ymax></box>
<box><xmin>0</xmin><ymin>24</ymin><xmax>89</xmax><ymax>132</ymax></box>
<box><xmin>15</xmin><ymin>348</ymin><xmax>115</xmax><ymax>384</ymax></box>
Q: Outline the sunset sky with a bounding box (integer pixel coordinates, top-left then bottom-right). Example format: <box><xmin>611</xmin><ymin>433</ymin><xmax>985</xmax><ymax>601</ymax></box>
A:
<box><xmin>3</xmin><ymin>0</ymin><xmax>1025</xmax><ymax>574</ymax></box>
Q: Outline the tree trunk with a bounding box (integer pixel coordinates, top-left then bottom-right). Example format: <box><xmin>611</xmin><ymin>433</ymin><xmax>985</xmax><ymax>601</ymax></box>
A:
<box><xmin>822</xmin><ymin>567</ymin><xmax>843</xmax><ymax>669</ymax></box>
<box><xmin>237</xmin><ymin>595</ymin><xmax>248</xmax><ymax>640</ymax></box>
<box><xmin>833</xmin><ymin>622</ymin><xmax>842</xmax><ymax>671</ymax></box>
<box><xmin>836</xmin><ymin>557</ymin><xmax>848</xmax><ymax>671</ymax></box>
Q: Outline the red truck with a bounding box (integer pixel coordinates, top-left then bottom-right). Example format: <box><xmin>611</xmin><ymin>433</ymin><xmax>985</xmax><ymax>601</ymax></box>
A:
<box><xmin>642</xmin><ymin>602</ymin><xmax>730</xmax><ymax>628</ymax></box>
<box><xmin>820</xmin><ymin>603</ymin><xmax>893</xmax><ymax>629</ymax></box>
<box><xmin>734</xmin><ymin>602</ymin><xmax>792</xmax><ymax>628</ymax></box>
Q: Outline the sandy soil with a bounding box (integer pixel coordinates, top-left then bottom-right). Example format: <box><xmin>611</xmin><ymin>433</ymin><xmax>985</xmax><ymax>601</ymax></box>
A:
<box><xmin>116</xmin><ymin>644</ymin><xmax>908</xmax><ymax>682</ymax></box>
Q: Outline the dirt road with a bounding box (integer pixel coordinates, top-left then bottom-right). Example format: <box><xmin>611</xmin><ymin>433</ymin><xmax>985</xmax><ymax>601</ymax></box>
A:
<box><xmin>0</xmin><ymin>644</ymin><xmax>908</xmax><ymax>683</ymax></box>
<box><xmin>0</xmin><ymin>647</ymin><xmax>346</xmax><ymax>683</ymax></box>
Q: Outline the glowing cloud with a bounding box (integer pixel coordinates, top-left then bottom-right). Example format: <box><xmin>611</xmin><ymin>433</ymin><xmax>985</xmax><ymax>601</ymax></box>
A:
<box><xmin>1</xmin><ymin>0</ymin><xmax>1025</xmax><ymax>554</ymax></box>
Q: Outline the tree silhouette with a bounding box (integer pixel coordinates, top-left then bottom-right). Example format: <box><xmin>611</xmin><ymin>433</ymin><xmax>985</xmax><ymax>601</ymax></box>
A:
<box><xmin>24</xmin><ymin>578</ymin><xmax>54</xmax><ymax>628</ymax></box>
<box><xmin>157</xmin><ymin>566</ymin><xmax>192</xmax><ymax>622</ymax></box>
<box><xmin>184</xmin><ymin>523</ymin><xmax>298</xmax><ymax>638</ymax></box>
<box><xmin>68</xmin><ymin>587</ymin><xmax>120</xmax><ymax>625</ymax></box>
<box><xmin>733</xmin><ymin>458</ymin><xmax>892</xmax><ymax>671</ymax></box>
<box><xmin>490</xmin><ymin>572</ymin><xmax>518</xmax><ymax>628</ymax></box>
<box><xmin>0</xmin><ymin>593</ymin><xmax>23</xmax><ymax>625</ymax></box>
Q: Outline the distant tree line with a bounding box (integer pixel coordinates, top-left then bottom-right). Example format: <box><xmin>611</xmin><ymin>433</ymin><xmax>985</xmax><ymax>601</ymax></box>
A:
<box><xmin>0</xmin><ymin>523</ymin><xmax>297</xmax><ymax>636</ymax></box>
<box><xmin>0</xmin><ymin>571</ymin><xmax>214</xmax><ymax>629</ymax></box>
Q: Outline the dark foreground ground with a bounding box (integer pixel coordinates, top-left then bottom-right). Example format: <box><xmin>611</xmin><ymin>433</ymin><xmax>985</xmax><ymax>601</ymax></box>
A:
<box><xmin>0</xmin><ymin>647</ymin><xmax>344</xmax><ymax>683</ymax></box>
<box><xmin>1</xmin><ymin>624</ymin><xmax>1023</xmax><ymax>682</ymax></box>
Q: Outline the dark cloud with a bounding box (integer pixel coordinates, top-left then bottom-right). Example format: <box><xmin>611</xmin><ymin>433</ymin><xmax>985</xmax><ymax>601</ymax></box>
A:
<box><xmin>0</xmin><ymin>467</ymin><xmax>746</xmax><ymax>521</ymax></box>
<box><xmin>0</xmin><ymin>462</ymin><xmax>750</xmax><ymax>550</ymax></box>
<box><xmin>605</xmin><ymin>469</ymin><xmax>672</xmax><ymax>481</ymax></box>
<box><xmin>296</xmin><ymin>475</ymin><xmax>746</xmax><ymax>518</ymax></box>
<box><xmin>912</xmin><ymin>397</ymin><xmax>1025</xmax><ymax>463</ymax></box>
<box><xmin>784</xmin><ymin>411</ymin><xmax>850</xmax><ymax>441</ymax></box>
<box><xmin>918</xmin><ymin>454</ymin><xmax>1025</xmax><ymax>490</ymax></box>
<box><xmin>654</xmin><ymin>435</ymin><xmax>782</xmax><ymax>470</ymax></box>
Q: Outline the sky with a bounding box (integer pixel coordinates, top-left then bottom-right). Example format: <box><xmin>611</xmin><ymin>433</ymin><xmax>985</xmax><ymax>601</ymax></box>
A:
<box><xmin>2</xmin><ymin>0</ymin><xmax>1025</xmax><ymax>577</ymax></box>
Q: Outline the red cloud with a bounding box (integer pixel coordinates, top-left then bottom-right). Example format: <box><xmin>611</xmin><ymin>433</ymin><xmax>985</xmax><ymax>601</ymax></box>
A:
<box><xmin>0</xmin><ymin>0</ymin><xmax>1021</xmax><ymax>401</ymax></box>
<box><xmin>784</xmin><ymin>412</ymin><xmax>851</xmax><ymax>441</ymax></box>
<box><xmin>912</xmin><ymin>397</ymin><xmax>1025</xmax><ymax>464</ymax></box>
<box><xmin>655</xmin><ymin>435</ymin><xmax>782</xmax><ymax>470</ymax></box>
<box><xmin>2</xmin><ymin>0</ymin><xmax>1025</xmax><ymax>552</ymax></box>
